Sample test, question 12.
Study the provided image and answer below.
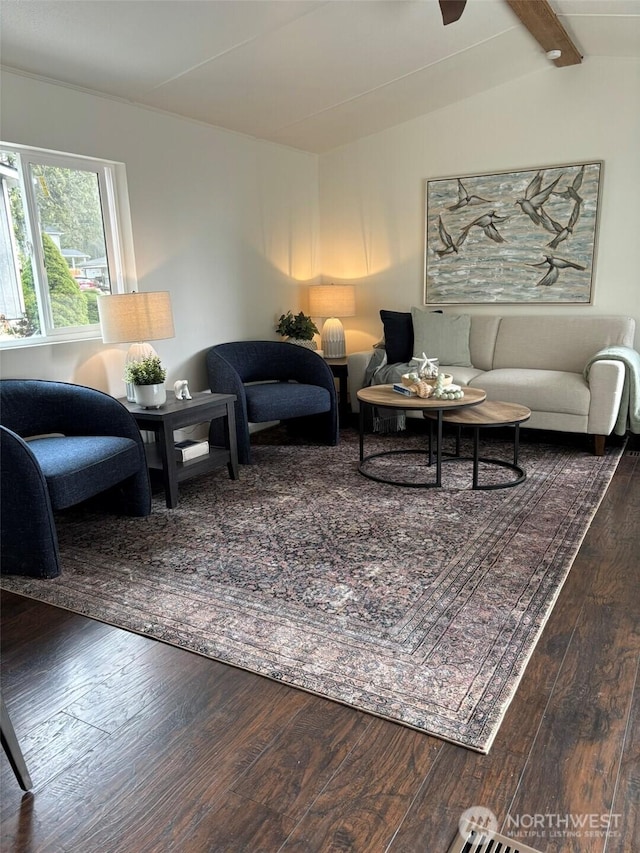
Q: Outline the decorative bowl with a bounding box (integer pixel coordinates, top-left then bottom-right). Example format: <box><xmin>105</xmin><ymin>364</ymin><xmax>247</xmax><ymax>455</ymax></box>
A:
<box><xmin>401</xmin><ymin>372</ymin><xmax>453</xmax><ymax>388</ymax></box>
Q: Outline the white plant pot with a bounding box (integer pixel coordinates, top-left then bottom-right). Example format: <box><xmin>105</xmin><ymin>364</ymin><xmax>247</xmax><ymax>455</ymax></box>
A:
<box><xmin>287</xmin><ymin>338</ymin><xmax>318</xmax><ymax>351</ymax></box>
<box><xmin>133</xmin><ymin>383</ymin><xmax>166</xmax><ymax>409</ymax></box>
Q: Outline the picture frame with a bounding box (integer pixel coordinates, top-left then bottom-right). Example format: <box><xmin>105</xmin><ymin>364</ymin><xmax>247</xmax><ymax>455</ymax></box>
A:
<box><xmin>424</xmin><ymin>161</ymin><xmax>602</xmax><ymax>305</ymax></box>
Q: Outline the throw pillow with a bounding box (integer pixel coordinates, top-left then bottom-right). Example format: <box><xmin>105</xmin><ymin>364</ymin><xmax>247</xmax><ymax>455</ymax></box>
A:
<box><xmin>379</xmin><ymin>310</ymin><xmax>413</xmax><ymax>364</ymax></box>
<box><xmin>410</xmin><ymin>308</ymin><xmax>472</xmax><ymax>366</ymax></box>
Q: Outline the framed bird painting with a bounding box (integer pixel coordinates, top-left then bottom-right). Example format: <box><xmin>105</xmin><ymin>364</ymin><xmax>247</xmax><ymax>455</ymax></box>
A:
<box><xmin>424</xmin><ymin>161</ymin><xmax>602</xmax><ymax>305</ymax></box>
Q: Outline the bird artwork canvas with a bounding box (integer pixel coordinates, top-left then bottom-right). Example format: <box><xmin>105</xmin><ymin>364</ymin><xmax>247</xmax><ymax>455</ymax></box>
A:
<box><xmin>424</xmin><ymin>162</ymin><xmax>602</xmax><ymax>304</ymax></box>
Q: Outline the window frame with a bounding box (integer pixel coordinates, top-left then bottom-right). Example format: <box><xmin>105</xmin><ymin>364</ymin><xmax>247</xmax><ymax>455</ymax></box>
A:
<box><xmin>0</xmin><ymin>142</ymin><xmax>138</xmax><ymax>350</ymax></box>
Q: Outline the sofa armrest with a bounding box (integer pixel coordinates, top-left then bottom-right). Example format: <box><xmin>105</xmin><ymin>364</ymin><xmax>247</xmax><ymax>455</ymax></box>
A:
<box><xmin>585</xmin><ymin>359</ymin><xmax>626</xmax><ymax>435</ymax></box>
<box><xmin>347</xmin><ymin>351</ymin><xmax>375</xmax><ymax>413</ymax></box>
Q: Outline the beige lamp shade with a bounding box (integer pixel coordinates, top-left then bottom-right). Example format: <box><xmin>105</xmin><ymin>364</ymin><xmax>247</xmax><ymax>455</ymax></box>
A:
<box><xmin>308</xmin><ymin>284</ymin><xmax>356</xmax><ymax>319</ymax></box>
<box><xmin>98</xmin><ymin>291</ymin><xmax>175</xmax><ymax>402</ymax></box>
<box><xmin>308</xmin><ymin>284</ymin><xmax>356</xmax><ymax>358</ymax></box>
<box><xmin>98</xmin><ymin>291</ymin><xmax>175</xmax><ymax>344</ymax></box>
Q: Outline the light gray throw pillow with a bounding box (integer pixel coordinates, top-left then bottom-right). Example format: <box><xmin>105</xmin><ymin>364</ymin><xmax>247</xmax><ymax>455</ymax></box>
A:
<box><xmin>410</xmin><ymin>308</ymin><xmax>472</xmax><ymax>367</ymax></box>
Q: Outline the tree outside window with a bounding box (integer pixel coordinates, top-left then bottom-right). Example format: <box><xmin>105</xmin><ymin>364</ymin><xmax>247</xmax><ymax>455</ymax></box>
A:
<box><xmin>0</xmin><ymin>144</ymin><xmax>135</xmax><ymax>346</ymax></box>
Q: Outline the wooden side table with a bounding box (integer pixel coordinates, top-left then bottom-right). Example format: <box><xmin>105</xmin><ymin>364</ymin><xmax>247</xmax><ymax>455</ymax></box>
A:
<box><xmin>324</xmin><ymin>357</ymin><xmax>349</xmax><ymax>423</ymax></box>
<box><xmin>120</xmin><ymin>391</ymin><xmax>238</xmax><ymax>508</ymax></box>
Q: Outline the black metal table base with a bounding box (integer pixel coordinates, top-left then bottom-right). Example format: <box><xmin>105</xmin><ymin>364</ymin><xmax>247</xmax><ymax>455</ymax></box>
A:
<box><xmin>444</xmin><ymin>454</ymin><xmax>526</xmax><ymax>490</ymax></box>
<box><xmin>358</xmin><ymin>448</ymin><xmax>439</xmax><ymax>488</ymax></box>
<box><xmin>358</xmin><ymin>405</ymin><xmax>526</xmax><ymax>490</ymax></box>
<box><xmin>359</xmin><ymin>405</ymin><xmax>447</xmax><ymax>488</ymax></box>
<box><xmin>433</xmin><ymin>421</ymin><xmax>527</xmax><ymax>490</ymax></box>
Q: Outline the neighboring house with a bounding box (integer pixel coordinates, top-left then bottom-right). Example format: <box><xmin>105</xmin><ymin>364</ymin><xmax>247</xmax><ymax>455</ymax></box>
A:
<box><xmin>61</xmin><ymin>248</ymin><xmax>90</xmax><ymax>270</ymax></box>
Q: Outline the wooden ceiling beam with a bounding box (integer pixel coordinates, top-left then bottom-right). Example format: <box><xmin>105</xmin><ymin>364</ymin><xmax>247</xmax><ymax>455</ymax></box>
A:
<box><xmin>505</xmin><ymin>0</ymin><xmax>583</xmax><ymax>67</ymax></box>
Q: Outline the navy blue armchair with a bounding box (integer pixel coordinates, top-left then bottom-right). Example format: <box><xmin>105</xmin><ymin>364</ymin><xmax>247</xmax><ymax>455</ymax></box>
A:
<box><xmin>206</xmin><ymin>341</ymin><xmax>339</xmax><ymax>464</ymax></box>
<box><xmin>0</xmin><ymin>379</ymin><xmax>151</xmax><ymax>579</ymax></box>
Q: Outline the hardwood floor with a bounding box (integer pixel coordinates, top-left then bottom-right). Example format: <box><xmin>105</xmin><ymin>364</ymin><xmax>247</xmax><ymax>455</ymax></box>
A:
<box><xmin>1</xmin><ymin>439</ymin><xmax>638</xmax><ymax>852</ymax></box>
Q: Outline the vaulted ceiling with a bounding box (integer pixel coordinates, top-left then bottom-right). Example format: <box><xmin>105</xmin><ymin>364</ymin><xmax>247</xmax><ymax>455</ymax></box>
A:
<box><xmin>1</xmin><ymin>0</ymin><xmax>638</xmax><ymax>153</ymax></box>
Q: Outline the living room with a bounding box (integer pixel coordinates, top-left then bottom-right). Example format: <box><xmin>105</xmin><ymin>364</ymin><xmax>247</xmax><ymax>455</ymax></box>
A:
<box><xmin>1</xmin><ymin>10</ymin><xmax>638</xmax><ymax>388</ymax></box>
<box><xmin>1</xmin><ymin>1</ymin><xmax>639</xmax><ymax>850</ymax></box>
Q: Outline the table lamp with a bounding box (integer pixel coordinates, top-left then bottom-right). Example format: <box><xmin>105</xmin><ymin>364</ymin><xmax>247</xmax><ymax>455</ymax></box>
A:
<box><xmin>308</xmin><ymin>284</ymin><xmax>356</xmax><ymax>358</ymax></box>
<box><xmin>98</xmin><ymin>291</ymin><xmax>175</xmax><ymax>400</ymax></box>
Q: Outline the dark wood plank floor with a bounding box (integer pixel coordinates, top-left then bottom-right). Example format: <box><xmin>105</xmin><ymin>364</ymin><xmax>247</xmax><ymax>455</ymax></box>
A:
<box><xmin>1</xmin><ymin>439</ymin><xmax>638</xmax><ymax>852</ymax></box>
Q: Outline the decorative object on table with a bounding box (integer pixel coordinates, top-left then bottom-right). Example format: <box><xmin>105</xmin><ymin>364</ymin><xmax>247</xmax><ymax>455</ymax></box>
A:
<box><xmin>3</xmin><ymin>432</ymin><xmax>623</xmax><ymax>752</ymax></box>
<box><xmin>275</xmin><ymin>310</ymin><xmax>319</xmax><ymax>350</ymax></box>
<box><xmin>395</xmin><ymin>372</ymin><xmax>460</xmax><ymax>400</ymax></box>
<box><xmin>432</xmin><ymin>374</ymin><xmax>464</xmax><ymax>400</ymax></box>
<box><xmin>392</xmin><ymin>382</ymin><xmax>419</xmax><ymax>397</ymax></box>
<box><xmin>425</xmin><ymin>161</ymin><xmax>602</xmax><ymax>305</ymax></box>
<box><xmin>308</xmin><ymin>283</ymin><xmax>356</xmax><ymax>358</ymax></box>
<box><xmin>415</xmin><ymin>352</ymin><xmax>439</xmax><ymax>379</ymax></box>
<box><xmin>124</xmin><ymin>355</ymin><xmax>167</xmax><ymax>408</ymax></box>
<box><xmin>98</xmin><ymin>291</ymin><xmax>175</xmax><ymax>401</ymax></box>
<box><xmin>401</xmin><ymin>371</ymin><xmax>452</xmax><ymax>388</ymax></box>
<box><xmin>173</xmin><ymin>379</ymin><xmax>192</xmax><ymax>400</ymax></box>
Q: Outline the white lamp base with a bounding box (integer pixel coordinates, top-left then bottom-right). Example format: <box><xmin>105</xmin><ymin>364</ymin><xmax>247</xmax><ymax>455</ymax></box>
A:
<box><xmin>321</xmin><ymin>317</ymin><xmax>346</xmax><ymax>358</ymax></box>
<box><xmin>125</xmin><ymin>341</ymin><xmax>158</xmax><ymax>401</ymax></box>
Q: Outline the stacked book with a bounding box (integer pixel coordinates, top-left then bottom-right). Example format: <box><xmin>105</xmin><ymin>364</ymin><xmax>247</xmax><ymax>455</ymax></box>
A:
<box><xmin>392</xmin><ymin>383</ymin><xmax>417</xmax><ymax>396</ymax></box>
<box><xmin>174</xmin><ymin>439</ymin><xmax>209</xmax><ymax>462</ymax></box>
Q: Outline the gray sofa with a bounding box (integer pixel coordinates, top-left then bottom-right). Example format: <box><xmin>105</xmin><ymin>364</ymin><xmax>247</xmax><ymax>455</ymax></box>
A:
<box><xmin>348</xmin><ymin>313</ymin><xmax>636</xmax><ymax>454</ymax></box>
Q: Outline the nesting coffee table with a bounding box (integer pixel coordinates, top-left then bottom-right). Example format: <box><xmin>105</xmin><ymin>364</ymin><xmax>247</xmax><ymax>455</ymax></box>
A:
<box><xmin>357</xmin><ymin>384</ymin><xmax>486</xmax><ymax>488</ymax></box>
<box><xmin>423</xmin><ymin>399</ymin><xmax>531</xmax><ymax>490</ymax></box>
<box><xmin>357</xmin><ymin>386</ymin><xmax>531</xmax><ymax>489</ymax></box>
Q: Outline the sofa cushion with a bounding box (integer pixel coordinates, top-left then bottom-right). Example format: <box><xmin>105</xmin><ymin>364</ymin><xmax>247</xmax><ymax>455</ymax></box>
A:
<box><xmin>379</xmin><ymin>310</ymin><xmax>414</xmax><ymax>364</ymax></box>
<box><xmin>444</xmin><ymin>366</ymin><xmax>486</xmax><ymax>386</ymax></box>
<box><xmin>468</xmin><ymin>368</ymin><xmax>590</xmax><ymax>416</ymax></box>
<box><xmin>245</xmin><ymin>383</ymin><xmax>331</xmax><ymax>422</ymax></box>
<box><xmin>492</xmin><ymin>316</ymin><xmax>635</xmax><ymax>373</ymax></box>
<box><xmin>469</xmin><ymin>316</ymin><xmax>502</xmax><ymax>371</ymax></box>
<box><xmin>27</xmin><ymin>435</ymin><xmax>142</xmax><ymax>510</ymax></box>
<box><xmin>411</xmin><ymin>308</ymin><xmax>472</xmax><ymax>367</ymax></box>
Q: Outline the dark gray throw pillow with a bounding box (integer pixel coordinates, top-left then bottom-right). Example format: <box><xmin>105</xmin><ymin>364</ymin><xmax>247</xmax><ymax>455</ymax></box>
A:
<box><xmin>379</xmin><ymin>310</ymin><xmax>413</xmax><ymax>364</ymax></box>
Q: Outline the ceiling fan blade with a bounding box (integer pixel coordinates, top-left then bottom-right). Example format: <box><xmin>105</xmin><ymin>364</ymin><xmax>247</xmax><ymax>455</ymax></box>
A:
<box><xmin>438</xmin><ymin>0</ymin><xmax>467</xmax><ymax>26</ymax></box>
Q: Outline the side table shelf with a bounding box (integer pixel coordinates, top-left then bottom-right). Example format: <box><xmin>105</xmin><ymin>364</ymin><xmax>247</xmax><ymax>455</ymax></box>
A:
<box><xmin>120</xmin><ymin>391</ymin><xmax>238</xmax><ymax>508</ymax></box>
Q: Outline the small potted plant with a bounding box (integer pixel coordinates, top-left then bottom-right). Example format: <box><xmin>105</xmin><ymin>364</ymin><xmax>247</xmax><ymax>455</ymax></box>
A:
<box><xmin>124</xmin><ymin>354</ymin><xmax>168</xmax><ymax>408</ymax></box>
<box><xmin>276</xmin><ymin>311</ymin><xmax>319</xmax><ymax>350</ymax></box>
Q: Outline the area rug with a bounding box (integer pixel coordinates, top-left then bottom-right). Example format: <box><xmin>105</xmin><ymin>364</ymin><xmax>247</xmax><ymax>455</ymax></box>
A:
<box><xmin>1</xmin><ymin>429</ymin><xmax>623</xmax><ymax>752</ymax></box>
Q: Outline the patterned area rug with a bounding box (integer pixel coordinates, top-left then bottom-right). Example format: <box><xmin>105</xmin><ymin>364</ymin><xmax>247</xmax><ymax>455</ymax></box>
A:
<box><xmin>1</xmin><ymin>429</ymin><xmax>623</xmax><ymax>752</ymax></box>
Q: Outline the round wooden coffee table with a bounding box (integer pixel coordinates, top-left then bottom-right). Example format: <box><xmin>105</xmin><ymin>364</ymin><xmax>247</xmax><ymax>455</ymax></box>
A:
<box><xmin>356</xmin><ymin>385</ymin><xmax>486</xmax><ymax>487</ymax></box>
<box><xmin>423</xmin><ymin>399</ymin><xmax>531</xmax><ymax>489</ymax></box>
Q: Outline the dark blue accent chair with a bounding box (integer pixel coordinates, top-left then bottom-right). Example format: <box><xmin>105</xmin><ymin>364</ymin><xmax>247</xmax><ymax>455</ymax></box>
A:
<box><xmin>206</xmin><ymin>341</ymin><xmax>339</xmax><ymax>464</ymax></box>
<box><xmin>1</xmin><ymin>379</ymin><xmax>152</xmax><ymax>578</ymax></box>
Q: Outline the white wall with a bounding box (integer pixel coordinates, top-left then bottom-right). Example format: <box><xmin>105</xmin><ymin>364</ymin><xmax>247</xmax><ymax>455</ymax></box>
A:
<box><xmin>0</xmin><ymin>72</ymin><xmax>320</xmax><ymax>394</ymax></box>
<box><xmin>319</xmin><ymin>57</ymin><xmax>640</xmax><ymax>352</ymax></box>
<box><xmin>2</xmin><ymin>57</ymin><xmax>639</xmax><ymax>395</ymax></box>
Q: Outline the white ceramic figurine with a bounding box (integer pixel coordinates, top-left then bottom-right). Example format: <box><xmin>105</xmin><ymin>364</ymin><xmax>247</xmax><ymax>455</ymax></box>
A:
<box><xmin>173</xmin><ymin>379</ymin><xmax>192</xmax><ymax>400</ymax></box>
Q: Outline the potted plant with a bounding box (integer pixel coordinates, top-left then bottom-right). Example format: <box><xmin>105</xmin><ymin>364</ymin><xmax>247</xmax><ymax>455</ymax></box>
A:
<box><xmin>124</xmin><ymin>354</ymin><xmax>168</xmax><ymax>408</ymax></box>
<box><xmin>276</xmin><ymin>311</ymin><xmax>319</xmax><ymax>350</ymax></box>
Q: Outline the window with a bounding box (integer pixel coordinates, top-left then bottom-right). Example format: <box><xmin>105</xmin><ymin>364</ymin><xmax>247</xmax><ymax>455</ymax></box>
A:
<box><xmin>0</xmin><ymin>143</ymin><xmax>136</xmax><ymax>348</ymax></box>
